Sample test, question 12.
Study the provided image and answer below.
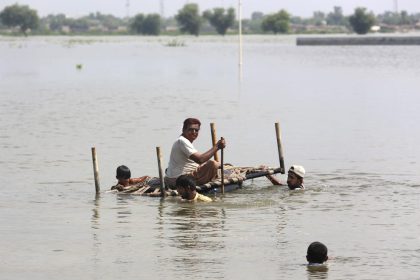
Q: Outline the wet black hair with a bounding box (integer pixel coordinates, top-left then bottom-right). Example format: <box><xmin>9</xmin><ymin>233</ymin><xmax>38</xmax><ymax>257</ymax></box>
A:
<box><xmin>307</xmin><ymin>241</ymin><xmax>328</xmax><ymax>264</ymax></box>
<box><xmin>182</xmin><ymin>118</ymin><xmax>201</xmax><ymax>131</ymax></box>
<box><xmin>176</xmin><ymin>174</ymin><xmax>196</xmax><ymax>191</ymax></box>
<box><xmin>116</xmin><ymin>165</ymin><xmax>131</xmax><ymax>180</ymax></box>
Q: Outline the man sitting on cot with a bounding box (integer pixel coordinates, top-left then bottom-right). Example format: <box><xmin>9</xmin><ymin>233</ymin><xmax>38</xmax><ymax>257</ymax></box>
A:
<box><xmin>176</xmin><ymin>175</ymin><xmax>212</xmax><ymax>202</ymax></box>
<box><xmin>266</xmin><ymin>165</ymin><xmax>305</xmax><ymax>190</ymax></box>
<box><xmin>165</xmin><ymin>118</ymin><xmax>226</xmax><ymax>188</ymax></box>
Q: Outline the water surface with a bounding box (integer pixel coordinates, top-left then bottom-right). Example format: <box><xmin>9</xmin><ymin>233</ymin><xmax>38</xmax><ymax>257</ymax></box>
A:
<box><xmin>0</xmin><ymin>35</ymin><xmax>419</xmax><ymax>279</ymax></box>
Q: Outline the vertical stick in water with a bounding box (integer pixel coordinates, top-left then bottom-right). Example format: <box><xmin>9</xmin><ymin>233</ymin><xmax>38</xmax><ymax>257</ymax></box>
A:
<box><xmin>210</xmin><ymin>123</ymin><xmax>219</xmax><ymax>162</ymax></box>
<box><xmin>275</xmin><ymin>123</ymin><xmax>286</xmax><ymax>174</ymax></box>
<box><xmin>91</xmin><ymin>147</ymin><xmax>100</xmax><ymax>193</ymax></box>
<box><xmin>220</xmin><ymin>138</ymin><xmax>225</xmax><ymax>194</ymax></box>
<box><xmin>156</xmin><ymin>147</ymin><xmax>166</xmax><ymax>197</ymax></box>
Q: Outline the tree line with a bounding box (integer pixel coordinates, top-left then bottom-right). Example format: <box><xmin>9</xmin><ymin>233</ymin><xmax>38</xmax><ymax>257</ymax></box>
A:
<box><xmin>1</xmin><ymin>3</ymin><xmax>420</xmax><ymax>36</ymax></box>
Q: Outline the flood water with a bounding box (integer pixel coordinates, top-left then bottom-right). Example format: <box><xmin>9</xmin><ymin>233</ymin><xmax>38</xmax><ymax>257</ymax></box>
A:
<box><xmin>1</xmin><ymin>35</ymin><xmax>419</xmax><ymax>279</ymax></box>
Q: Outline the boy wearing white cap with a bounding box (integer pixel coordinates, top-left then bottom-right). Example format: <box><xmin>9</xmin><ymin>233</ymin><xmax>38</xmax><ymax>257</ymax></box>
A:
<box><xmin>266</xmin><ymin>165</ymin><xmax>305</xmax><ymax>190</ymax></box>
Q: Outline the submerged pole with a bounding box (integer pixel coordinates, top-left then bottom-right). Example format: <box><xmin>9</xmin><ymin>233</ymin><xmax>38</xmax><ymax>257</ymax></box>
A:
<box><xmin>91</xmin><ymin>147</ymin><xmax>100</xmax><ymax>193</ymax></box>
<box><xmin>210</xmin><ymin>123</ymin><xmax>219</xmax><ymax>162</ymax></box>
<box><xmin>156</xmin><ymin>147</ymin><xmax>166</xmax><ymax>197</ymax></box>
<box><xmin>275</xmin><ymin>123</ymin><xmax>286</xmax><ymax>174</ymax></box>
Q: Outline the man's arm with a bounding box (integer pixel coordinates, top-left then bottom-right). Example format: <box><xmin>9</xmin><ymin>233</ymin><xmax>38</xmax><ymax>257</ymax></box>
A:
<box><xmin>266</xmin><ymin>174</ymin><xmax>283</xmax><ymax>185</ymax></box>
<box><xmin>189</xmin><ymin>139</ymin><xmax>226</xmax><ymax>164</ymax></box>
<box><xmin>129</xmin><ymin>176</ymin><xmax>150</xmax><ymax>184</ymax></box>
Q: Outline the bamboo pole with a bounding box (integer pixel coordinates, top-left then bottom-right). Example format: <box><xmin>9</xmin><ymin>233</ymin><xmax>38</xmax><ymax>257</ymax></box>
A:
<box><xmin>275</xmin><ymin>123</ymin><xmax>286</xmax><ymax>174</ymax></box>
<box><xmin>220</xmin><ymin>137</ymin><xmax>225</xmax><ymax>194</ymax></box>
<box><xmin>91</xmin><ymin>147</ymin><xmax>100</xmax><ymax>193</ymax></box>
<box><xmin>156</xmin><ymin>147</ymin><xmax>166</xmax><ymax>197</ymax></box>
<box><xmin>210</xmin><ymin>123</ymin><xmax>219</xmax><ymax>162</ymax></box>
<box><xmin>196</xmin><ymin>167</ymin><xmax>283</xmax><ymax>191</ymax></box>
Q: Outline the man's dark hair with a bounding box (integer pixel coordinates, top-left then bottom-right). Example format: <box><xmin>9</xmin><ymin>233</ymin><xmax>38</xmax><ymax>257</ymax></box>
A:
<box><xmin>307</xmin><ymin>241</ymin><xmax>328</xmax><ymax>264</ymax></box>
<box><xmin>176</xmin><ymin>174</ymin><xmax>196</xmax><ymax>191</ymax></box>
<box><xmin>116</xmin><ymin>165</ymin><xmax>131</xmax><ymax>179</ymax></box>
<box><xmin>182</xmin><ymin>118</ymin><xmax>201</xmax><ymax>131</ymax></box>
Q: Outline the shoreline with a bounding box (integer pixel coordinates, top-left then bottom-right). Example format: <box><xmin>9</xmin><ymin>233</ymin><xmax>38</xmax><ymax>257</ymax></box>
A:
<box><xmin>296</xmin><ymin>35</ymin><xmax>420</xmax><ymax>46</ymax></box>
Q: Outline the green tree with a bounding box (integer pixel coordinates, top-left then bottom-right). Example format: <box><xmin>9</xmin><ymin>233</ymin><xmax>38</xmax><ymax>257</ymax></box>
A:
<box><xmin>203</xmin><ymin>7</ymin><xmax>235</xmax><ymax>35</ymax></box>
<box><xmin>327</xmin><ymin>6</ymin><xmax>346</xmax><ymax>26</ymax></box>
<box><xmin>290</xmin><ymin>16</ymin><xmax>304</xmax><ymax>25</ymax></box>
<box><xmin>44</xmin><ymin>14</ymin><xmax>67</xmax><ymax>32</ymax></box>
<box><xmin>400</xmin><ymin>10</ymin><xmax>411</xmax><ymax>25</ymax></box>
<box><xmin>130</xmin><ymin>13</ymin><xmax>161</xmax><ymax>35</ymax></box>
<box><xmin>142</xmin><ymin>14</ymin><xmax>161</xmax><ymax>35</ymax></box>
<box><xmin>90</xmin><ymin>12</ymin><xmax>124</xmax><ymax>31</ymax></box>
<box><xmin>261</xmin><ymin>10</ymin><xmax>290</xmax><ymax>34</ymax></box>
<box><xmin>0</xmin><ymin>4</ymin><xmax>39</xmax><ymax>35</ymax></box>
<box><xmin>175</xmin><ymin>3</ymin><xmax>202</xmax><ymax>36</ymax></box>
<box><xmin>251</xmin><ymin>12</ymin><xmax>264</xmax><ymax>21</ymax></box>
<box><xmin>130</xmin><ymin>14</ymin><xmax>145</xmax><ymax>34</ymax></box>
<box><xmin>67</xmin><ymin>18</ymin><xmax>89</xmax><ymax>33</ymax></box>
<box><xmin>377</xmin><ymin>11</ymin><xmax>399</xmax><ymax>25</ymax></box>
<box><xmin>378</xmin><ymin>10</ymin><xmax>414</xmax><ymax>26</ymax></box>
<box><xmin>311</xmin><ymin>11</ymin><xmax>326</xmax><ymax>26</ymax></box>
<box><xmin>349</xmin><ymin>7</ymin><xmax>375</xmax><ymax>34</ymax></box>
<box><xmin>246</xmin><ymin>11</ymin><xmax>264</xmax><ymax>33</ymax></box>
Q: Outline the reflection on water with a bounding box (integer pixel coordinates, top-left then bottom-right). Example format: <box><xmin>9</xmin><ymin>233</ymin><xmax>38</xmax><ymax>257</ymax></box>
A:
<box><xmin>168</xmin><ymin>204</ymin><xmax>226</xmax><ymax>250</ymax></box>
<box><xmin>91</xmin><ymin>194</ymin><xmax>101</xmax><ymax>228</ymax></box>
<box><xmin>306</xmin><ymin>265</ymin><xmax>329</xmax><ymax>280</ymax></box>
<box><xmin>91</xmin><ymin>194</ymin><xmax>102</xmax><ymax>272</ymax></box>
<box><xmin>156</xmin><ymin>201</ymin><xmax>227</xmax><ymax>278</ymax></box>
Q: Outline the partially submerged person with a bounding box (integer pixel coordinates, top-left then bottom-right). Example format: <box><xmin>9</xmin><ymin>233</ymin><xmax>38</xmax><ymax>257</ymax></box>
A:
<box><xmin>266</xmin><ymin>165</ymin><xmax>305</xmax><ymax>190</ymax></box>
<box><xmin>165</xmin><ymin>118</ymin><xmax>226</xmax><ymax>188</ymax></box>
<box><xmin>307</xmin><ymin>241</ymin><xmax>328</xmax><ymax>265</ymax></box>
<box><xmin>176</xmin><ymin>174</ymin><xmax>212</xmax><ymax>202</ymax></box>
<box><xmin>111</xmin><ymin>165</ymin><xmax>150</xmax><ymax>191</ymax></box>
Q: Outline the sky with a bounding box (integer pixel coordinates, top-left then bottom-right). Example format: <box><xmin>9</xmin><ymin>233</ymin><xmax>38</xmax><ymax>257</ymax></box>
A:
<box><xmin>1</xmin><ymin>0</ymin><xmax>420</xmax><ymax>18</ymax></box>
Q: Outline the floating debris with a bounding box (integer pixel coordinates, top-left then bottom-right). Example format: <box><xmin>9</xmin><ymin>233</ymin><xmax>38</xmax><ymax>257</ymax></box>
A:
<box><xmin>164</xmin><ymin>38</ymin><xmax>186</xmax><ymax>47</ymax></box>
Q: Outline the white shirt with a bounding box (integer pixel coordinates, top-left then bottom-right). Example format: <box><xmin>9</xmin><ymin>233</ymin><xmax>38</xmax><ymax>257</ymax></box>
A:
<box><xmin>166</xmin><ymin>135</ymin><xmax>199</xmax><ymax>178</ymax></box>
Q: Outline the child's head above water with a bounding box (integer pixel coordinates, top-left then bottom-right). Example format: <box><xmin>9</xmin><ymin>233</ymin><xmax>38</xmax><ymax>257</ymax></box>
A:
<box><xmin>307</xmin><ymin>241</ymin><xmax>328</xmax><ymax>264</ymax></box>
<box><xmin>176</xmin><ymin>175</ymin><xmax>197</xmax><ymax>200</ymax></box>
<box><xmin>116</xmin><ymin>165</ymin><xmax>131</xmax><ymax>179</ymax></box>
<box><xmin>116</xmin><ymin>165</ymin><xmax>131</xmax><ymax>186</ymax></box>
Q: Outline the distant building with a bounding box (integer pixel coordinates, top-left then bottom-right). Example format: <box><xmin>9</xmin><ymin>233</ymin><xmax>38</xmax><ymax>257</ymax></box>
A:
<box><xmin>61</xmin><ymin>26</ymin><xmax>71</xmax><ymax>33</ymax></box>
<box><xmin>371</xmin><ymin>25</ymin><xmax>381</xmax><ymax>32</ymax></box>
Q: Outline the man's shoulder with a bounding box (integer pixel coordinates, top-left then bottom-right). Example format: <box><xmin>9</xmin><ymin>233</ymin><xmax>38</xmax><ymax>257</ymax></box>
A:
<box><xmin>177</xmin><ymin>135</ymin><xmax>192</xmax><ymax>144</ymax></box>
<box><xmin>175</xmin><ymin>136</ymin><xmax>196</xmax><ymax>154</ymax></box>
<box><xmin>171</xmin><ymin>136</ymin><xmax>189</xmax><ymax>150</ymax></box>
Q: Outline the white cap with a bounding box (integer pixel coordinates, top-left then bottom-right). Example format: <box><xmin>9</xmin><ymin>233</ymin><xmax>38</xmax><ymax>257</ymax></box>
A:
<box><xmin>288</xmin><ymin>165</ymin><xmax>305</xmax><ymax>178</ymax></box>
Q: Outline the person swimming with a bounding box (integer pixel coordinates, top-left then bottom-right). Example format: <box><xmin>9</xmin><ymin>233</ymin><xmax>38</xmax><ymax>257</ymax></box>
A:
<box><xmin>307</xmin><ymin>241</ymin><xmax>328</xmax><ymax>265</ymax></box>
<box><xmin>266</xmin><ymin>165</ymin><xmax>305</xmax><ymax>190</ymax></box>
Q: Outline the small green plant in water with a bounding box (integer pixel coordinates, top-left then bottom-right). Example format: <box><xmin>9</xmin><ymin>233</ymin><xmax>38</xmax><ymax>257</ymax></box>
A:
<box><xmin>76</xmin><ymin>64</ymin><xmax>83</xmax><ymax>70</ymax></box>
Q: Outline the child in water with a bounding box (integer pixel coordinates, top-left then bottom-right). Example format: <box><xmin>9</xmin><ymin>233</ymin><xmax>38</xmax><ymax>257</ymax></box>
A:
<box><xmin>307</xmin><ymin>241</ymin><xmax>328</xmax><ymax>265</ymax></box>
<box><xmin>111</xmin><ymin>165</ymin><xmax>149</xmax><ymax>191</ymax></box>
<box><xmin>176</xmin><ymin>174</ymin><xmax>212</xmax><ymax>202</ymax></box>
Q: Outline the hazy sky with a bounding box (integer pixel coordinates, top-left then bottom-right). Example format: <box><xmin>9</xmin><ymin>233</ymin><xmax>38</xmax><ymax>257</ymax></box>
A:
<box><xmin>1</xmin><ymin>0</ymin><xmax>419</xmax><ymax>18</ymax></box>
